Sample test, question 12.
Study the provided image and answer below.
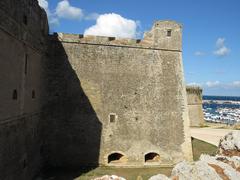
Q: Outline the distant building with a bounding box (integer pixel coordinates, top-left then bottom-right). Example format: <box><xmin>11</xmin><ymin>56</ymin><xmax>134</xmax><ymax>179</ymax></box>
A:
<box><xmin>186</xmin><ymin>86</ymin><xmax>205</xmax><ymax>127</ymax></box>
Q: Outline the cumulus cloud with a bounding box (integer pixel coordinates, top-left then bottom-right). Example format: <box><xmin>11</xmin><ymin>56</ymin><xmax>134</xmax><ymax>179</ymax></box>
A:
<box><xmin>38</xmin><ymin>0</ymin><xmax>59</xmax><ymax>27</ymax></box>
<box><xmin>214</xmin><ymin>38</ymin><xmax>230</xmax><ymax>57</ymax></box>
<box><xmin>56</xmin><ymin>0</ymin><xmax>83</xmax><ymax>20</ymax></box>
<box><xmin>206</xmin><ymin>81</ymin><xmax>221</xmax><ymax>88</ymax></box>
<box><xmin>203</xmin><ymin>81</ymin><xmax>240</xmax><ymax>89</ymax></box>
<box><xmin>187</xmin><ymin>82</ymin><xmax>202</xmax><ymax>87</ymax></box>
<box><xmin>38</xmin><ymin>0</ymin><xmax>49</xmax><ymax>12</ymax></box>
<box><xmin>194</xmin><ymin>51</ymin><xmax>206</xmax><ymax>56</ymax></box>
<box><xmin>232</xmin><ymin>81</ymin><xmax>240</xmax><ymax>88</ymax></box>
<box><xmin>84</xmin><ymin>13</ymin><xmax>100</xmax><ymax>20</ymax></box>
<box><xmin>84</xmin><ymin>13</ymin><xmax>139</xmax><ymax>38</ymax></box>
<box><xmin>37</xmin><ymin>1</ymin><xmax>139</xmax><ymax>37</ymax></box>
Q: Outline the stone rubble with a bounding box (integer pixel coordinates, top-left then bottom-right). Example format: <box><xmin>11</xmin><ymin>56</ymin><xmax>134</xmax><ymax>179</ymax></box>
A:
<box><xmin>148</xmin><ymin>174</ymin><xmax>170</xmax><ymax>180</ymax></box>
<box><xmin>148</xmin><ymin>131</ymin><xmax>240</xmax><ymax>180</ymax></box>
<box><xmin>93</xmin><ymin>175</ymin><xmax>126</xmax><ymax>180</ymax></box>
<box><xmin>218</xmin><ymin>131</ymin><xmax>240</xmax><ymax>157</ymax></box>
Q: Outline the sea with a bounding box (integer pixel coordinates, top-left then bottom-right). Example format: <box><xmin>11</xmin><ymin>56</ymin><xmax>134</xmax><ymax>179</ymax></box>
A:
<box><xmin>203</xmin><ymin>95</ymin><xmax>240</xmax><ymax>125</ymax></box>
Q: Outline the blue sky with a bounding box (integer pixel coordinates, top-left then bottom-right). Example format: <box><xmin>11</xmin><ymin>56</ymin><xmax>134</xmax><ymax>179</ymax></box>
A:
<box><xmin>39</xmin><ymin>0</ymin><xmax>240</xmax><ymax>96</ymax></box>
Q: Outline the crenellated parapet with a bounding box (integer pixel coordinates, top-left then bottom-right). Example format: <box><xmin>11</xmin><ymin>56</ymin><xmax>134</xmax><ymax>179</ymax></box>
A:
<box><xmin>186</xmin><ymin>86</ymin><xmax>203</xmax><ymax>104</ymax></box>
<box><xmin>50</xmin><ymin>20</ymin><xmax>182</xmax><ymax>51</ymax></box>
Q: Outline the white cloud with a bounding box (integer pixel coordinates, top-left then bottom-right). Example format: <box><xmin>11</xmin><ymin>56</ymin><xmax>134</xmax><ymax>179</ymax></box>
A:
<box><xmin>84</xmin><ymin>13</ymin><xmax>100</xmax><ymax>20</ymax></box>
<box><xmin>84</xmin><ymin>13</ymin><xmax>138</xmax><ymax>38</ymax></box>
<box><xmin>187</xmin><ymin>82</ymin><xmax>202</xmax><ymax>87</ymax></box>
<box><xmin>38</xmin><ymin>0</ymin><xmax>49</xmax><ymax>12</ymax></box>
<box><xmin>194</xmin><ymin>51</ymin><xmax>206</xmax><ymax>56</ymax></box>
<box><xmin>206</xmin><ymin>81</ymin><xmax>220</xmax><ymax>88</ymax></box>
<box><xmin>203</xmin><ymin>81</ymin><xmax>240</xmax><ymax>91</ymax></box>
<box><xmin>216</xmin><ymin>38</ymin><xmax>225</xmax><ymax>48</ymax></box>
<box><xmin>214</xmin><ymin>46</ymin><xmax>230</xmax><ymax>57</ymax></box>
<box><xmin>214</xmin><ymin>38</ymin><xmax>230</xmax><ymax>57</ymax></box>
<box><xmin>232</xmin><ymin>81</ymin><xmax>240</xmax><ymax>88</ymax></box>
<box><xmin>56</xmin><ymin>0</ymin><xmax>83</xmax><ymax>20</ymax></box>
<box><xmin>38</xmin><ymin>0</ymin><xmax>59</xmax><ymax>28</ymax></box>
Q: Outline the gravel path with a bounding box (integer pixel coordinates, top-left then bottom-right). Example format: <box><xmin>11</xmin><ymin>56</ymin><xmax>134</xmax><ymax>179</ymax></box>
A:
<box><xmin>190</xmin><ymin>127</ymin><xmax>239</xmax><ymax>146</ymax></box>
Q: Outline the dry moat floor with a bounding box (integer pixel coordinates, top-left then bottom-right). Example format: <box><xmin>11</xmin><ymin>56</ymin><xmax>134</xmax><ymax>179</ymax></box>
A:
<box><xmin>41</xmin><ymin>138</ymin><xmax>217</xmax><ymax>180</ymax></box>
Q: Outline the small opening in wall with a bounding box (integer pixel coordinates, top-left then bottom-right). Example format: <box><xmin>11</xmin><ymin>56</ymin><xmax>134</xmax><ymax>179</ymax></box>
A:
<box><xmin>23</xmin><ymin>14</ymin><xmax>28</xmax><ymax>25</ymax></box>
<box><xmin>145</xmin><ymin>152</ymin><xmax>160</xmax><ymax>163</ymax></box>
<box><xmin>32</xmin><ymin>90</ymin><xmax>35</xmax><ymax>99</ymax></box>
<box><xmin>24</xmin><ymin>54</ymin><xmax>28</xmax><ymax>74</ymax></box>
<box><xmin>108</xmin><ymin>37</ymin><xmax>115</xmax><ymax>41</ymax></box>
<box><xmin>108</xmin><ymin>153</ymin><xmax>127</xmax><ymax>164</ymax></box>
<box><xmin>109</xmin><ymin>114</ymin><xmax>116</xmax><ymax>123</ymax></box>
<box><xmin>167</xmin><ymin>29</ymin><xmax>172</xmax><ymax>37</ymax></box>
<box><xmin>23</xmin><ymin>159</ymin><xmax>27</xmax><ymax>169</ymax></box>
<box><xmin>12</xmin><ymin>89</ymin><xmax>18</xmax><ymax>100</ymax></box>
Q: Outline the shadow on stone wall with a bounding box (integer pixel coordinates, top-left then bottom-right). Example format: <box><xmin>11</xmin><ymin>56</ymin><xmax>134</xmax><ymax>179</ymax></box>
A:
<box><xmin>40</xmin><ymin>35</ymin><xmax>102</xmax><ymax>179</ymax></box>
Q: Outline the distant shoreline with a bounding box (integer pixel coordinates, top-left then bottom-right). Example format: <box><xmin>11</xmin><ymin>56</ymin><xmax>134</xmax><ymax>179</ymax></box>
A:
<box><xmin>203</xmin><ymin>95</ymin><xmax>240</xmax><ymax>102</ymax></box>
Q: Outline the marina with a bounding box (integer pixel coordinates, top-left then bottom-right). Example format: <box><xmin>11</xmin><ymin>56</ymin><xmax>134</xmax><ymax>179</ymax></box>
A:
<box><xmin>203</xmin><ymin>96</ymin><xmax>240</xmax><ymax>125</ymax></box>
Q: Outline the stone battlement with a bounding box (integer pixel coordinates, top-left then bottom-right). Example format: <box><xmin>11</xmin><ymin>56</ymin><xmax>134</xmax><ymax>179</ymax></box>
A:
<box><xmin>186</xmin><ymin>86</ymin><xmax>203</xmax><ymax>97</ymax></box>
<box><xmin>51</xmin><ymin>20</ymin><xmax>182</xmax><ymax>51</ymax></box>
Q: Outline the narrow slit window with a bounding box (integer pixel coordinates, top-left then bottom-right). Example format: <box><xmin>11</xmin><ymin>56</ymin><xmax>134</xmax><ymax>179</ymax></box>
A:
<box><xmin>24</xmin><ymin>54</ymin><xmax>28</xmax><ymax>74</ymax></box>
<box><xmin>23</xmin><ymin>15</ymin><xmax>28</xmax><ymax>25</ymax></box>
<box><xmin>109</xmin><ymin>114</ymin><xmax>116</xmax><ymax>123</ymax></box>
<box><xmin>12</xmin><ymin>89</ymin><xmax>18</xmax><ymax>100</ymax></box>
<box><xmin>32</xmin><ymin>90</ymin><xmax>35</xmax><ymax>99</ymax></box>
<box><xmin>167</xmin><ymin>29</ymin><xmax>172</xmax><ymax>37</ymax></box>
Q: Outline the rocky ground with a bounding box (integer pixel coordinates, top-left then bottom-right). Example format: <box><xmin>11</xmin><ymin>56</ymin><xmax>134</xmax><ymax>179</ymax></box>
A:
<box><xmin>94</xmin><ymin>131</ymin><xmax>240</xmax><ymax>180</ymax></box>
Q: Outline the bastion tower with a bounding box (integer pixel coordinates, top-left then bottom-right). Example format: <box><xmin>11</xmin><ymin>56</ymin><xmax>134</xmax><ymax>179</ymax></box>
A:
<box><xmin>47</xmin><ymin>21</ymin><xmax>193</xmax><ymax>167</ymax></box>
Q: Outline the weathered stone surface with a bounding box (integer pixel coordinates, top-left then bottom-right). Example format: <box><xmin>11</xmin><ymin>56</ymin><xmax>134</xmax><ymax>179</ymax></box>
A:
<box><xmin>200</xmin><ymin>154</ymin><xmax>240</xmax><ymax>179</ymax></box>
<box><xmin>46</xmin><ymin>19</ymin><xmax>192</xmax><ymax>167</ymax></box>
<box><xmin>218</xmin><ymin>131</ymin><xmax>240</xmax><ymax>157</ymax></box>
<box><xmin>171</xmin><ymin>160</ymin><xmax>223</xmax><ymax>180</ymax></box>
<box><xmin>93</xmin><ymin>175</ymin><xmax>126</xmax><ymax>180</ymax></box>
<box><xmin>149</xmin><ymin>174</ymin><xmax>170</xmax><ymax>180</ymax></box>
<box><xmin>0</xmin><ymin>0</ymin><xmax>48</xmax><ymax>179</ymax></box>
<box><xmin>215</xmin><ymin>155</ymin><xmax>240</xmax><ymax>172</ymax></box>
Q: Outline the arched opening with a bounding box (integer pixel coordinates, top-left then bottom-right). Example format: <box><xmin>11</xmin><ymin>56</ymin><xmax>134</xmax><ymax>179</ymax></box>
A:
<box><xmin>144</xmin><ymin>152</ymin><xmax>160</xmax><ymax>163</ymax></box>
<box><xmin>108</xmin><ymin>152</ymin><xmax>127</xmax><ymax>164</ymax></box>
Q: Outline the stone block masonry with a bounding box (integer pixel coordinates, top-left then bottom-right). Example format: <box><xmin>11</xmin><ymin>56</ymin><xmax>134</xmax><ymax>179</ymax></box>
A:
<box><xmin>47</xmin><ymin>20</ymin><xmax>192</xmax><ymax>167</ymax></box>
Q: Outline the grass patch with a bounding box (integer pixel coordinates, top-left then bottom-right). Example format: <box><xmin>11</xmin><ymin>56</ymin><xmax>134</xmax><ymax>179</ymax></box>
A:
<box><xmin>192</xmin><ymin>137</ymin><xmax>218</xmax><ymax>161</ymax></box>
<box><xmin>76</xmin><ymin>167</ymin><xmax>172</xmax><ymax>180</ymax></box>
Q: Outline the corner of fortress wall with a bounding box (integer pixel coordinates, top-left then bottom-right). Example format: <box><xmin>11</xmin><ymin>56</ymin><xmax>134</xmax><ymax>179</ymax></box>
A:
<box><xmin>0</xmin><ymin>0</ymin><xmax>49</xmax><ymax>179</ymax></box>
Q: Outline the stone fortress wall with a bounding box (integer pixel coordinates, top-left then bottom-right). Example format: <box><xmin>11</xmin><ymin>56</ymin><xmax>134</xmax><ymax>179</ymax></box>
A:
<box><xmin>0</xmin><ymin>0</ymin><xmax>49</xmax><ymax>179</ymax></box>
<box><xmin>186</xmin><ymin>86</ymin><xmax>205</xmax><ymax>127</ymax></box>
<box><xmin>47</xmin><ymin>20</ymin><xmax>192</xmax><ymax>167</ymax></box>
<box><xmin>0</xmin><ymin>0</ymin><xmax>206</xmax><ymax>179</ymax></box>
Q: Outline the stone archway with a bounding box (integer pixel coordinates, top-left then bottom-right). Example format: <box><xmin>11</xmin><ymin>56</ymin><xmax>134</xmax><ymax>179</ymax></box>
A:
<box><xmin>107</xmin><ymin>152</ymin><xmax>127</xmax><ymax>164</ymax></box>
<box><xmin>144</xmin><ymin>152</ymin><xmax>160</xmax><ymax>163</ymax></box>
